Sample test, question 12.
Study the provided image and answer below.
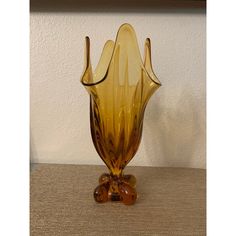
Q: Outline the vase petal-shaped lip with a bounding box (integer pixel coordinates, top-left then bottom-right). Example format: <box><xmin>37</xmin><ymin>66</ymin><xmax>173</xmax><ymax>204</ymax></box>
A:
<box><xmin>81</xmin><ymin>23</ymin><xmax>162</xmax><ymax>87</ymax></box>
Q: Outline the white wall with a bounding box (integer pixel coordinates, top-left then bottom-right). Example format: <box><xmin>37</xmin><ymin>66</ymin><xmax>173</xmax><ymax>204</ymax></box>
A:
<box><xmin>30</xmin><ymin>11</ymin><xmax>206</xmax><ymax>168</ymax></box>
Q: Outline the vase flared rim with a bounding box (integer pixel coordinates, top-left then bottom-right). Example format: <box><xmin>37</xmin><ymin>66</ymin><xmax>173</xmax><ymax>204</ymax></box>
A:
<box><xmin>81</xmin><ymin>23</ymin><xmax>162</xmax><ymax>87</ymax></box>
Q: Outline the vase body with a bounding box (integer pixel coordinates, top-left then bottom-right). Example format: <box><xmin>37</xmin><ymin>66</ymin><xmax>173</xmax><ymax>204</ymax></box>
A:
<box><xmin>81</xmin><ymin>24</ymin><xmax>161</xmax><ymax>204</ymax></box>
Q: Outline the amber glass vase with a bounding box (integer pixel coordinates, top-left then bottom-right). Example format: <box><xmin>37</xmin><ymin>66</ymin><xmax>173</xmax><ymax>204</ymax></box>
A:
<box><xmin>81</xmin><ymin>23</ymin><xmax>161</xmax><ymax>205</ymax></box>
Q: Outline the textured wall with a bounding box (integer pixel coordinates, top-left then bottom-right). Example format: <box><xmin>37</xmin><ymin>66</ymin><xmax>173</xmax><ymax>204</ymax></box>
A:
<box><xmin>30</xmin><ymin>12</ymin><xmax>206</xmax><ymax>168</ymax></box>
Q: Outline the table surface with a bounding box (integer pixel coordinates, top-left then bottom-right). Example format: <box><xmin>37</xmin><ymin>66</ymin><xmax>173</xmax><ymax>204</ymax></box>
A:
<box><xmin>30</xmin><ymin>164</ymin><xmax>206</xmax><ymax>236</ymax></box>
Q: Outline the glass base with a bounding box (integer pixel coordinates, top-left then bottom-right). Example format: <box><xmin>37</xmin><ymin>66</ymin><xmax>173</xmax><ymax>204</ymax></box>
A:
<box><xmin>94</xmin><ymin>173</ymin><xmax>137</xmax><ymax>205</ymax></box>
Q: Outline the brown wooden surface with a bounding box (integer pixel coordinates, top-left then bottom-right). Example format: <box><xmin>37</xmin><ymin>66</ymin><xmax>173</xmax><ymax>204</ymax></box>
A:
<box><xmin>30</xmin><ymin>0</ymin><xmax>206</xmax><ymax>12</ymax></box>
<box><xmin>30</xmin><ymin>164</ymin><xmax>206</xmax><ymax>235</ymax></box>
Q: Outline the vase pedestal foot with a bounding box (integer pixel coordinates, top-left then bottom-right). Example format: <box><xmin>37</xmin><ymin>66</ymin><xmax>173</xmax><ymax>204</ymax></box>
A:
<box><xmin>94</xmin><ymin>173</ymin><xmax>137</xmax><ymax>205</ymax></box>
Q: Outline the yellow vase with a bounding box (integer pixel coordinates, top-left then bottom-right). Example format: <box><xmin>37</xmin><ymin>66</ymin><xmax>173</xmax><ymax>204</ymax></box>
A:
<box><xmin>81</xmin><ymin>23</ymin><xmax>161</xmax><ymax>205</ymax></box>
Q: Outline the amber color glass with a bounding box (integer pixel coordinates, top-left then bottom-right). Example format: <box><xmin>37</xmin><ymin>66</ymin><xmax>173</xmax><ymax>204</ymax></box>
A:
<box><xmin>81</xmin><ymin>23</ymin><xmax>161</xmax><ymax>205</ymax></box>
